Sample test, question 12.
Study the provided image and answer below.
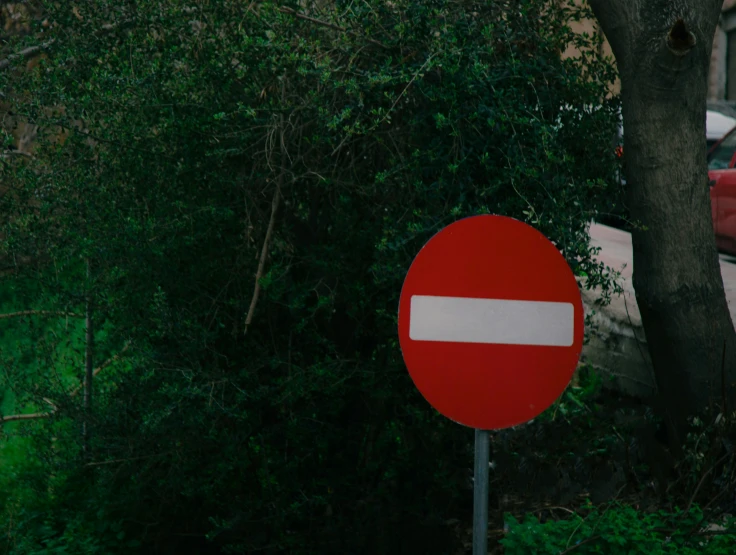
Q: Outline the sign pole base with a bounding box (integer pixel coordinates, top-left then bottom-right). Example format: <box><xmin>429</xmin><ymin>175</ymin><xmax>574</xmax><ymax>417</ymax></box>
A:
<box><xmin>472</xmin><ymin>428</ymin><xmax>490</xmax><ymax>555</ymax></box>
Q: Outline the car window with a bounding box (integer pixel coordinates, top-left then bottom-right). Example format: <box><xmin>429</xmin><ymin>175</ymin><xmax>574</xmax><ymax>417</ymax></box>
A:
<box><xmin>709</xmin><ymin>131</ymin><xmax>736</xmax><ymax>170</ymax></box>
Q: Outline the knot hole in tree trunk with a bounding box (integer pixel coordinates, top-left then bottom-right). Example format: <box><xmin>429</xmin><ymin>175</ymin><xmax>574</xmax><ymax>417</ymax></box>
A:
<box><xmin>667</xmin><ymin>18</ymin><xmax>696</xmax><ymax>55</ymax></box>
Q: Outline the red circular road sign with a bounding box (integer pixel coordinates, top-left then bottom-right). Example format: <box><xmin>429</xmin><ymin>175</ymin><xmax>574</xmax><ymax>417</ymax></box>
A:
<box><xmin>398</xmin><ymin>215</ymin><xmax>584</xmax><ymax>430</ymax></box>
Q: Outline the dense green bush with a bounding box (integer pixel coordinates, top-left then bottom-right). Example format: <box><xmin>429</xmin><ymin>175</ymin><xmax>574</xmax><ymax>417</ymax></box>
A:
<box><xmin>0</xmin><ymin>1</ymin><xmax>619</xmax><ymax>553</ymax></box>
<box><xmin>503</xmin><ymin>504</ymin><xmax>736</xmax><ymax>554</ymax></box>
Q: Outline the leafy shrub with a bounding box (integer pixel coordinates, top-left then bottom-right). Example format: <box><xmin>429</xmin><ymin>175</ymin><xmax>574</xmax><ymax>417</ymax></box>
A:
<box><xmin>502</xmin><ymin>504</ymin><xmax>736</xmax><ymax>554</ymax></box>
<box><xmin>0</xmin><ymin>1</ymin><xmax>619</xmax><ymax>553</ymax></box>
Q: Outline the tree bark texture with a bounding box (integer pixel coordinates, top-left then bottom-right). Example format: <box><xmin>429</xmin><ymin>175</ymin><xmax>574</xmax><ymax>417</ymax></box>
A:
<box><xmin>590</xmin><ymin>0</ymin><xmax>736</xmax><ymax>446</ymax></box>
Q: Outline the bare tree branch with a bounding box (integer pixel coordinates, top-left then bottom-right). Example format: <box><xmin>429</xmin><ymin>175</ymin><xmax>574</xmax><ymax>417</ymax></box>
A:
<box><xmin>69</xmin><ymin>341</ymin><xmax>132</xmax><ymax>398</ymax></box>
<box><xmin>0</xmin><ymin>40</ymin><xmax>55</xmax><ymax>71</ymax></box>
<box><xmin>95</xmin><ymin>20</ymin><xmax>135</xmax><ymax>36</ymax></box>
<box><xmin>244</xmin><ymin>186</ymin><xmax>280</xmax><ymax>336</ymax></box>
<box><xmin>0</xmin><ymin>412</ymin><xmax>53</xmax><ymax>423</ymax></box>
<box><xmin>277</xmin><ymin>7</ymin><xmax>390</xmax><ymax>49</ymax></box>
<box><xmin>0</xmin><ymin>151</ymin><xmax>33</xmax><ymax>159</ymax></box>
<box><xmin>85</xmin><ymin>451</ymin><xmax>174</xmax><ymax>467</ymax></box>
<box><xmin>0</xmin><ymin>310</ymin><xmax>83</xmax><ymax>319</ymax></box>
<box><xmin>0</xmin><ymin>19</ymin><xmax>133</xmax><ymax>73</ymax></box>
<box><xmin>1</xmin><ymin>342</ymin><xmax>132</xmax><ymax>426</ymax></box>
<box><xmin>245</xmin><ymin>78</ymin><xmax>287</xmax><ymax>337</ymax></box>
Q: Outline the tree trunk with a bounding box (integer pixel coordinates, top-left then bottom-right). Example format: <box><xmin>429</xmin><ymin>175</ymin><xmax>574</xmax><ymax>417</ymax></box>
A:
<box><xmin>590</xmin><ymin>0</ymin><xmax>736</xmax><ymax>448</ymax></box>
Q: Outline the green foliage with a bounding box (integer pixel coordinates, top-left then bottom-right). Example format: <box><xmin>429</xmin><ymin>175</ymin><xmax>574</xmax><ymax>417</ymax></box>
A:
<box><xmin>502</xmin><ymin>504</ymin><xmax>736</xmax><ymax>554</ymax></box>
<box><xmin>0</xmin><ymin>0</ymin><xmax>619</xmax><ymax>553</ymax></box>
<box><xmin>677</xmin><ymin>412</ymin><xmax>736</xmax><ymax>500</ymax></box>
<box><xmin>536</xmin><ymin>364</ymin><xmax>605</xmax><ymax>425</ymax></box>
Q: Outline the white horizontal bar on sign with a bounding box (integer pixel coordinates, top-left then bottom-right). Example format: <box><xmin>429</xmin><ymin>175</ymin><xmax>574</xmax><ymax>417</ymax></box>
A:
<box><xmin>409</xmin><ymin>295</ymin><xmax>574</xmax><ymax>347</ymax></box>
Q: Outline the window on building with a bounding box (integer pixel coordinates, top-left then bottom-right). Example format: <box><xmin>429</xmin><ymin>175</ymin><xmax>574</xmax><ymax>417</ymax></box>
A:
<box><xmin>727</xmin><ymin>29</ymin><xmax>736</xmax><ymax>101</ymax></box>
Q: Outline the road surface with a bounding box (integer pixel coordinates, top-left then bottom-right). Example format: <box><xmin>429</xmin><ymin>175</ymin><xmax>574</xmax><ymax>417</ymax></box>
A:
<box><xmin>588</xmin><ymin>223</ymin><xmax>736</xmax><ymax>326</ymax></box>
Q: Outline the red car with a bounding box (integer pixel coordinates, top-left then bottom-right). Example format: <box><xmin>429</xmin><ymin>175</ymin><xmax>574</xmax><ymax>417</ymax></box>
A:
<box><xmin>613</xmin><ymin>111</ymin><xmax>736</xmax><ymax>246</ymax></box>
<box><xmin>709</xmin><ymin>127</ymin><xmax>736</xmax><ymax>254</ymax></box>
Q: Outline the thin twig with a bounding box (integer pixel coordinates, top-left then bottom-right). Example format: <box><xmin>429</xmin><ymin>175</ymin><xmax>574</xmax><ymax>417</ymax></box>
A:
<box><xmin>558</xmin><ymin>534</ymin><xmax>601</xmax><ymax>555</ymax></box>
<box><xmin>244</xmin><ymin>81</ymin><xmax>286</xmax><ymax>336</ymax></box>
<box><xmin>684</xmin><ymin>482</ymin><xmax>736</xmax><ymax>538</ymax></box>
<box><xmin>69</xmin><ymin>341</ymin><xmax>132</xmax><ymax>398</ymax></box>
<box><xmin>85</xmin><ymin>451</ymin><xmax>173</xmax><ymax>467</ymax></box>
<box><xmin>559</xmin><ymin>485</ymin><xmax>626</xmax><ymax>554</ymax></box>
<box><xmin>373</xmin><ymin>54</ymin><xmax>434</xmax><ymax>129</ymax></box>
<box><xmin>0</xmin><ymin>21</ymin><xmax>128</xmax><ymax>73</ymax></box>
<box><xmin>1</xmin><ymin>342</ymin><xmax>132</xmax><ymax>426</ymax></box>
<box><xmin>0</xmin><ymin>412</ymin><xmax>53</xmax><ymax>423</ymax></box>
<box><xmin>0</xmin><ymin>40</ymin><xmax>55</xmax><ymax>71</ymax></box>
<box><xmin>95</xmin><ymin>20</ymin><xmax>134</xmax><ymax>36</ymax></box>
<box><xmin>558</xmin><ymin>525</ymin><xmax>733</xmax><ymax>554</ymax></box>
<box><xmin>244</xmin><ymin>186</ymin><xmax>280</xmax><ymax>336</ymax></box>
<box><xmin>533</xmin><ymin>505</ymin><xmax>577</xmax><ymax>516</ymax></box>
<box><xmin>0</xmin><ymin>310</ymin><xmax>83</xmax><ymax>319</ymax></box>
<box><xmin>700</xmin><ymin>475</ymin><xmax>736</xmax><ymax>513</ymax></box>
<box><xmin>277</xmin><ymin>7</ymin><xmax>390</xmax><ymax>49</ymax></box>
<box><xmin>0</xmin><ymin>150</ymin><xmax>33</xmax><ymax>158</ymax></box>
<box><xmin>278</xmin><ymin>6</ymin><xmax>345</xmax><ymax>32</ymax></box>
<box><xmin>683</xmin><ymin>451</ymin><xmax>732</xmax><ymax>516</ymax></box>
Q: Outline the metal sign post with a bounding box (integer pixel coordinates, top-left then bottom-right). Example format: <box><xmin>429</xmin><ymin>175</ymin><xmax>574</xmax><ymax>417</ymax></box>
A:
<box><xmin>472</xmin><ymin>428</ymin><xmax>490</xmax><ymax>555</ymax></box>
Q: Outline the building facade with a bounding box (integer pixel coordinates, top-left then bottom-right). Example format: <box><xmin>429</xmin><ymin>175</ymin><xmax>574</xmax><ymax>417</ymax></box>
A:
<box><xmin>564</xmin><ymin>2</ymin><xmax>621</xmax><ymax>95</ymax></box>
<box><xmin>711</xmin><ymin>0</ymin><xmax>736</xmax><ymax>102</ymax></box>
